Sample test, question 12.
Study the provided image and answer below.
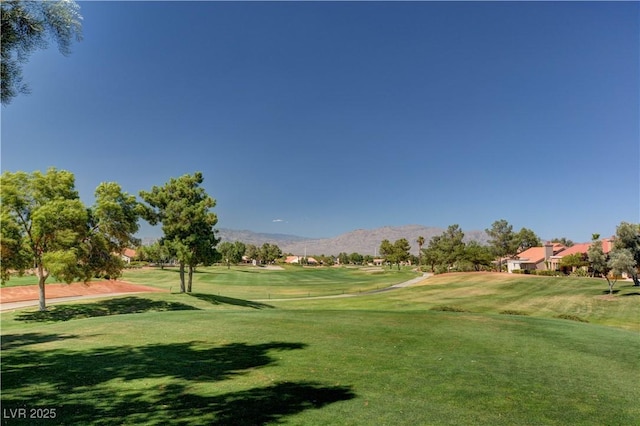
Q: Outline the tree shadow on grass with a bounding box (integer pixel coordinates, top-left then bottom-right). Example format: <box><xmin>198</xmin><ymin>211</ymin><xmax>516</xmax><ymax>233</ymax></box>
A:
<box><xmin>59</xmin><ymin>381</ymin><xmax>355</xmax><ymax>425</ymax></box>
<box><xmin>1</xmin><ymin>340</ymin><xmax>355</xmax><ymax>425</ymax></box>
<box><xmin>15</xmin><ymin>297</ymin><xmax>199</xmax><ymax>323</ymax></box>
<box><xmin>1</xmin><ymin>332</ymin><xmax>80</xmax><ymax>351</ymax></box>
<box><xmin>190</xmin><ymin>293</ymin><xmax>274</xmax><ymax>309</ymax></box>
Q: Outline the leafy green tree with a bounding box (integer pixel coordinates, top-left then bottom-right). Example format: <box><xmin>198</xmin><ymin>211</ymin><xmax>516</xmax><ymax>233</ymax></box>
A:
<box><xmin>379</xmin><ymin>238</ymin><xmax>411</xmax><ymax>270</ymax></box>
<box><xmin>421</xmin><ymin>236</ymin><xmax>441</xmax><ymax>273</ymax></box>
<box><xmin>513</xmin><ymin>227</ymin><xmax>541</xmax><ymax>253</ymax></box>
<box><xmin>393</xmin><ymin>238</ymin><xmax>411</xmax><ymax>270</ymax></box>
<box><xmin>606</xmin><ymin>249</ymin><xmax>635</xmax><ymax>294</ymax></box>
<box><xmin>437</xmin><ymin>225</ymin><xmax>466</xmax><ymax>271</ymax></box>
<box><xmin>259</xmin><ymin>243</ymin><xmax>282</xmax><ymax>264</ymax></box>
<box><xmin>244</xmin><ymin>244</ymin><xmax>259</xmax><ymax>263</ymax></box>
<box><xmin>139</xmin><ymin>172</ymin><xmax>219</xmax><ymax>293</ymax></box>
<box><xmin>349</xmin><ymin>252</ymin><xmax>364</xmax><ymax>265</ymax></box>
<box><xmin>1</xmin><ymin>169</ymin><xmax>139</xmax><ymax>311</ymax></box>
<box><xmin>587</xmin><ymin>235</ymin><xmax>609</xmax><ymax>279</ymax></box>
<box><xmin>338</xmin><ymin>252</ymin><xmax>349</xmax><ymax>265</ymax></box>
<box><xmin>218</xmin><ymin>241</ymin><xmax>246</xmax><ymax>269</ymax></box>
<box><xmin>138</xmin><ymin>241</ymin><xmax>171</xmax><ymax>268</ymax></box>
<box><xmin>234</xmin><ymin>241</ymin><xmax>246</xmax><ymax>262</ymax></box>
<box><xmin>379</xmin><ymin>240</ymin><xmax>395</xmax><ymax>269</ymax></box>
<box><xmin>612</xmin><ymin>222</ymin><xmax>640</xmax><ymax>286</ymax></box>
<box><xmin>559</xmin><ymin>253</ymin><xmax>588</xmax><ymax>273</ymax></box>
<box><xmin>217</xmin><ymin>242</ymin><xmax>234</xmax><ymax>269</ymax></box>
<box><xmin>1</xmin><ymin>0</ymin><xmax>83</xmax><ymax>104</ymax></box>
<box><xmin>420</xmin><ymin>226</ymin><xmax>467</xmax><ymax>273</ymax></box>
<box><xmin>463</xmin><ymin>241</ymin><xmax>494</xmax><ymax>271</ymax></box>
<box><xmin>486</xmin><ymin>219</ymin><xmax>516</xmax><ymax>271</ymax></box>
<box><xmin>82</xmin><ymin>182</ymin><xmax>141</xmax><ymax>280</ymax></box>
<box><xmin>2</xmin><ymin>169</ymin><xmax>88</xmax><ymax>312</ymax></box>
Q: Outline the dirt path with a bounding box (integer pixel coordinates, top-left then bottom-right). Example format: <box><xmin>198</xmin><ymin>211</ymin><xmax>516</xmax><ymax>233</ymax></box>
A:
<box><xmin>0</xmin><ymin>281</ymin><xmax>165</xmax><ymax>312</ymax></box>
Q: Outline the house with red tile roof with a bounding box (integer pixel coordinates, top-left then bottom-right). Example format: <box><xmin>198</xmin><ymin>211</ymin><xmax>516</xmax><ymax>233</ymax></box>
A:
<box><xmin>548</xmin><ymin>238</ymin><xmax>615</xmax><ymax>271</ymax></box>
<box><xmin>121</xmin><ymin>248</ymin><xmax>137</xmax><ymax>264</ymax></box>
<box><xmin>507</xmin><ymin>243</ymin><xmax>566</xmax><ymax>273</ymax></box>
<box><xmin>507</xmin><ymin>238</ymin><xmax>616</xmax><ymax>273</ymax></box>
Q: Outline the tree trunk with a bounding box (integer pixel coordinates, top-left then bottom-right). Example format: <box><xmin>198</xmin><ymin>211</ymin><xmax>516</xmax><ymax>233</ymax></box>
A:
<box><xmin>187</xmin><ymin>265</ymin><xmax>193</xmax><ymax>293</ymax></box>
<box><xmin>36</xmin><ymin>262</ymin><xmax>49</xmax><ymax>311</ymax></box>
<box><xmin>179</xmin><ymin>263</ymin><xmax>186</xmax><ymax>293</ymax></box>
<box><xmin>37</xmin><ymin>275</ymin><xmax>47</xmax><ymax>312</ymax></box>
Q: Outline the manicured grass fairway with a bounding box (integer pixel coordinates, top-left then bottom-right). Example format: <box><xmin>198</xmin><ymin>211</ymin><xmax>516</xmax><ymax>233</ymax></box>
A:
<box><xmin>121</xmin><ymin>265</ymin><xmax>417</xmax><ymax>299</ymax></box>
<box><xmin>2</xmin><ymin>270</ymin><xmax>639</xmax><ymax>425</ymax></box>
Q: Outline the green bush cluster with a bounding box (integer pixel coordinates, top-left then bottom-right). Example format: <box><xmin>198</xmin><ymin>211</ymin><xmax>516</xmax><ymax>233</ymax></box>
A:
<box><xmin>124</xmin><ymin>261</ymin><xmax>148</xmax><ymax>269</ymax></box>
<box><xmin>499</xmin><ymin>310</ymin><xmax>529</xmax><ymax>316</ymax></box>
<box><xmin>510</xmin><ymin>269</ymin><xmax>563</xmax><ymax>276</ymax></box>
<box><xmin>555</xmin><ymin>314</ymin><xmax>589</xmax><ymax>323</ymax></box>
<box><xmin>430</xmin><ymin>305</ymin><xmax>470</xmax><ymax>313</ymax></box>
<box><xmin>569</xmin><ymin>268</ymin><xmax>589</xmax><ymax>277</ymax></box>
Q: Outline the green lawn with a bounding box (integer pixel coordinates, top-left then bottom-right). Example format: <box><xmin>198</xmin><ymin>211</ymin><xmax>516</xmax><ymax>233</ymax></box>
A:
<box><xmin>2</xmin><ymin>270</ymin><xmax>639</xmax><ymax>425</ymax></box>
<box><xmin>121</xmin><ymin>264</ymin><xmax>418</xmax><ymax>299</ymax></box>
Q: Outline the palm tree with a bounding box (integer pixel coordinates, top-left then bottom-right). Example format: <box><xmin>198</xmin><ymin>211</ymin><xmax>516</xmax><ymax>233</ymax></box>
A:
<box><xmin>416</xmin><ymin>236</ymin><xmax>425</xmax><ymax>269</ymax></box>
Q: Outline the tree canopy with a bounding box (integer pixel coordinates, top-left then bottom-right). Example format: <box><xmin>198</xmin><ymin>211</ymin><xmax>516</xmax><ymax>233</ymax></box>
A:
<box><xmin>1</xmin><ymin>0</ymin><xmax>83</xmax><ymax>104</ymax></box>
<box><xmin>218</xmin><ymin>241</ymin><xmax>246</xmax><ymax>269</ymax></box>
<box><xmin>0</xmin><ymin>168</ymin><xmax>139</xmax><ymax>310</ymax></box>
<box><xmin>612</xmin><ymin>222</ymin><xmax>640</xmax><ymax>286</ymax></box>
<box><xmin>139</xmin><ymin>172</ymin><xmax>219</xmax><ymax>292</ymax></box>
<box><xmin>379</xmin><ymin>238</ymin><xmax>411</xmax><ymax>270</ymax></box>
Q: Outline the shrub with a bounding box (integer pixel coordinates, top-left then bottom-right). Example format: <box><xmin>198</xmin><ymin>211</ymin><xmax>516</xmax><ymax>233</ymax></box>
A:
<box><xmin>430</xmin><ymin>305</ymin><xmax>470</xmax><ymax>313</ymax></box>
<box><xmin>500</xmin><ymin>310</ymin><xmax>529</xmax><ymax>316</ymax></box>
<box><xmin>530</xmin><ymin>270</ymin><xmax>562</xmax><ymax>277</ymax></box>
<box><xmin>570</xmin><ymin>269</ymin><xmax>589</xmax><ymax>277</ymax></box>
<box><xmin>555</xmin><ymin>314</ymin><xmax>589</xmax><ymax>323</ymax></box>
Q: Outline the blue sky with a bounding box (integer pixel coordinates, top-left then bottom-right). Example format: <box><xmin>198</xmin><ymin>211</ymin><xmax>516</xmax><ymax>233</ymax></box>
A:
<box><xmin>2</xmin><ymin>1</ymin><xmax>638</xmax><ymax>242</ymax></box>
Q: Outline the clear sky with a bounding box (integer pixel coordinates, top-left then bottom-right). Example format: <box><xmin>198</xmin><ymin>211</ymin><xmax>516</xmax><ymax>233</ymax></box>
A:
<box><xmin>2</xmin><ymin>1</ymin><xmax>638</xmax><ymax>242</ymax></box>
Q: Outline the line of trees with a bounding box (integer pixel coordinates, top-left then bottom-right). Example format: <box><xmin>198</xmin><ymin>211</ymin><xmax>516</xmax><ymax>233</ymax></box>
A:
<box><xmin>1</xmin><ymin>168</ymin><xmax>223</xmax><ymax>310</ymax></box>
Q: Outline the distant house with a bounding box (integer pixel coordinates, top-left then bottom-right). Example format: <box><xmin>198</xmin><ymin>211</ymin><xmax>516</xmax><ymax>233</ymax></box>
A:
<box><xmin>507</xmin><ymin>238</ymin><xmax>616</xmax><ymax>273</ymax></box>
<box><xmin>507</xmin><ymin>243</ymin><xmax>565</xmax><ymax>273</ymax></box>
<box><xmin>548</xmin><ymin>238</ymin><xmax>615</xmax><ymax>271</ymax></box>
<box><xmin>372</xmin><ymin>258</ymin><xmax>385</xmax><ymax>266</ymax></box>
<box><xmin>121</xmin><ymin>248</ymin><xmax>137</xmax><ymax>264</ymax></box>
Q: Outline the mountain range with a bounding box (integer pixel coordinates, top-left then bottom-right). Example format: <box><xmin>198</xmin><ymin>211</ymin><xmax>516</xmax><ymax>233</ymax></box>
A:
<box><xmin>218</xmin><ymin>225</ymin><xmax>489</xmax><ymax>256</ymax></box>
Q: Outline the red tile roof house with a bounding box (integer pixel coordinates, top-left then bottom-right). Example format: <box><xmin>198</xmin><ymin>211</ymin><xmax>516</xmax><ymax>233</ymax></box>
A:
<box><xmin>507</xmin><ymin>243</ymin><xmax>566</xmax><ymax>273</ymax></box>
<box><xmin>548</xmin><ymin>238</ymin><xmax>615</xmax><ymax>272</ymax></box>
<box><xmin>121</xmin><ymin>248</ymin><xmax>137</xmax><ymax>264</ymax></box>
<box><xmin>507</xmin><ymin>239</ymin><xmax>615</xmax><ymax>273</ymax></box>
